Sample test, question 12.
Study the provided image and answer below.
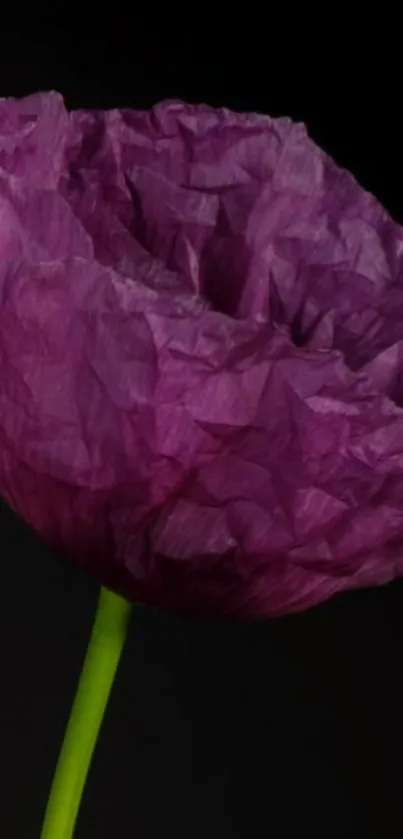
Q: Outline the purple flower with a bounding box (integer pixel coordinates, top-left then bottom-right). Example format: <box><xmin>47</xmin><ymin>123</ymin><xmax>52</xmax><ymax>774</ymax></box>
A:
<box><xmin>1</xmin><ymin>91</ymin><xmax>403</xmax><ymax>617</ymax></box>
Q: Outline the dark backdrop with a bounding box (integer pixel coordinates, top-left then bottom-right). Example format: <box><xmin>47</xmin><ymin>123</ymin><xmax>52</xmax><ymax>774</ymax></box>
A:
<box><xmin>1</xmin><ymin>35</ymin><xmax>403</xmax><ymax>838</ymax></box>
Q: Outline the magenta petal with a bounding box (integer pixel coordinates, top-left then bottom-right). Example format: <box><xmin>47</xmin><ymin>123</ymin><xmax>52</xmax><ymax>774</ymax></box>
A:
<box><xmin>1</xmin><ymin>92</ymin><xmax>403</xmax><ymax>617</ymax></box>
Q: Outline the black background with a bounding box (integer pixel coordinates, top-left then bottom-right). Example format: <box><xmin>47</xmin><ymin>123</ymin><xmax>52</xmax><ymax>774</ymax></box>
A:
<box><xmin>1</xmin><ymin>32</ymin><xmax>403</xmax><ymax>838</ymax></box>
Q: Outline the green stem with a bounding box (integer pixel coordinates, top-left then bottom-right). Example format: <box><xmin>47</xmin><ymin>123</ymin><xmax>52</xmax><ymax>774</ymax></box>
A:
<box><xmin>40</xmin><ymin>586</ymin><xmax>132</xmax><ymax>839</ymax></box>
